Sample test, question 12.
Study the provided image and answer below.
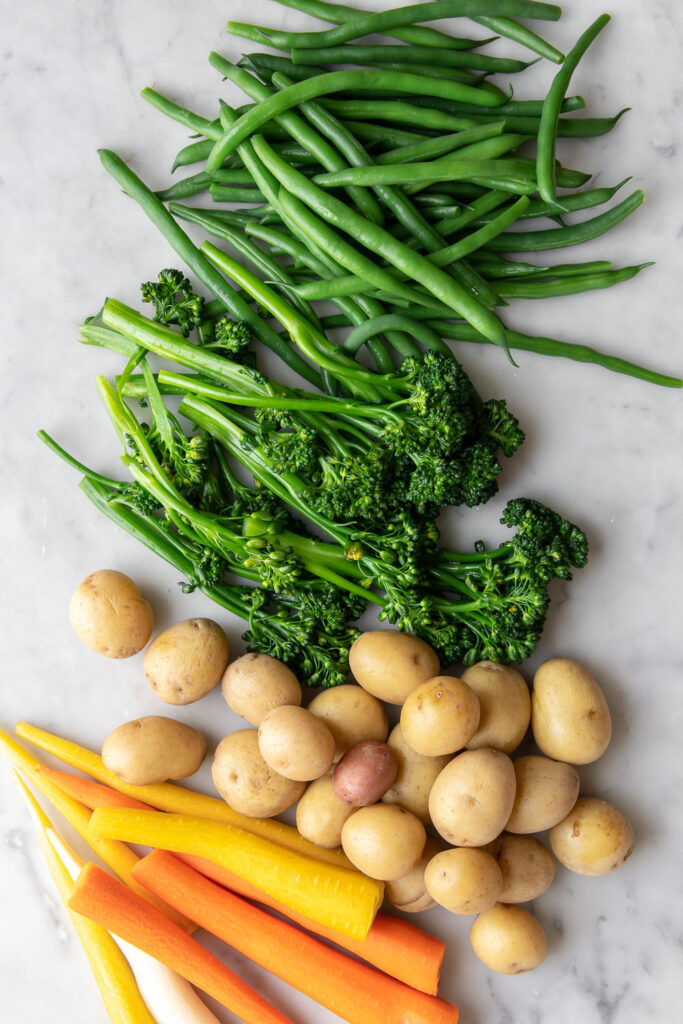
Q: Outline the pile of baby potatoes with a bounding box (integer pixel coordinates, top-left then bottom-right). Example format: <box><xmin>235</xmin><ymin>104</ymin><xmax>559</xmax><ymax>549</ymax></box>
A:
<box><xmin>69</xmin><ymin>569</ymin><xmax>634</xmax><ymax>975</ymax></box>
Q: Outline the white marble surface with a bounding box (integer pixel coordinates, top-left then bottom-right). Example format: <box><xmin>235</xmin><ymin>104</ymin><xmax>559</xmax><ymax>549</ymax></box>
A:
<box><xmin>2</xmin><ymin>0</ymin><xmax>683</xmax><ymax>1021</ymax></box>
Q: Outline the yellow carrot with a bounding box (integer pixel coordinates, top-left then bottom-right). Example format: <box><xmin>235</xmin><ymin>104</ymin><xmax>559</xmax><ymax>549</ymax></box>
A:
<box><xmin>12</xmin><ymin>773</ymin><xmax>156</xmax><ymax>1024</ymax></box>
<box><xmin>16</xmin><ymin>721</ymin><xmax>352</xmax><ymax>869</ymax></box>
<box><xmin>89</xmin><ymin>806</ymin><xmax>384</xmax><ymax>940</ymax></box>
<box><xmin>0</xmin><ymin>728</ymin><xmax>194</xmax><ymax>933</ymax></box>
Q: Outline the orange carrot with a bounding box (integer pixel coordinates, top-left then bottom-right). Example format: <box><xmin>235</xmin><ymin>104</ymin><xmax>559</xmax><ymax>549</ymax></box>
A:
<box><xmin>132</xmin><ymin>850</ymin><xmax>459</xmax><ymax>1024</ymax></box>
<box><xmin>40</xmin><ymin>766</ymin><xmax>151</xmax><ymax>811</ymax></box>
<box><xmin>178</xmin><ymin>852</ymin><xmax>444</xmax><ymax>996</ymax></box>
<box><xmin>68</xmin><ymin>862</ymin><xmax>295</xmax><ymax>1024</ymax></box>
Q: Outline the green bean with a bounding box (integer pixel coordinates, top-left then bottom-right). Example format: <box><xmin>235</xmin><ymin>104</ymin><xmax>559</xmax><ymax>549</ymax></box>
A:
<box><xmin>172</xmin><ymin>137</ymin><xmax>223</xmax><ymax>171</ymax></box>
<box><xmin>377</xmin><ymin>124</ymin><xmax>505</xmax><ymax>165</ymax></box>
<box><xmin>311</xmin><ymin>157</ymin><xmax>539</xmax><ymax>194</ymax></box>
<box><xmin>169</xmin><ymin>205</ymin><xmax>274</xmax><ymax>233</ymax></box>
<box><xmin>400</xmin><ymin>134</ymin><xmax>531</xmax><ymax>194</ymax></box>
<box><xmin>427</xmin><ymin>321</ymin><xmax>682</xmax><ymax>389</ymax></box>
<box><xmin>472</xmin><ymin>257</ymin><xmax>613</xmax><ymax>279</ymax></box>
<box><xmin>537</xmin><ymin>14</ymin><xmax>611</xmax><ymax>205</ymax></box>
<box><xmin>154</xmin><ymin>169</ymin><xmax>256</xmax><ymax>202</ymax></box>
<box><xmin>238</xmin><ymin>52</ymin><xmax>325</xmax><ymax>83</ymax></box>
<box><xmin>290</xmin><ymin>43</ymin><xmax>533</xmax><ymax>74</ymax></box>
<box><xmin>344</xmin><ymin>314</ymin><xmax>450</xmax><ymax>355</ymax></box>
<box><xmin>322</xmin><ymin>98</ymin><xmax>486</xmax><ymax>132</ymax></box>
<box><xmin>252</xmin><ymin>134</ymin><xmax>507</xmax><ymax>346</ymax></box>
<box><xmin>243</xmin><ymin>2</ymin><xmax>562</xmax><ymax>52</ymax></box>
<box><xmin>352</xmin><ymin>62</ymin><xmax>488</xmax><ymax>86</ymax></box>
<box><xmin>434</xmin><ymin>190</ymin><xmax>510</xmax><ymax>236</ymax></box>
<box><xmin>404</xmin><ymin>97</ymin><xmax>629</xmax><ymax>137</ymax></box>
<box><xmin>493</xmin><ymin>263</ymin><xmax>652</xmax><ymax>299</ymax></box>
<box><xmin>484</xmin><ymin>190</ymin><xmax>645</xmax><ymax>252</ymax></box>
<box><xmin>209</xmin><ymin>184</ymin><xmax>267</xmax><ymax>203</ymax></box>
<box><xmin>205</xmin><ymin>67</ymin><xmax>508</xmax><ymax>170</ymax></box>
<box><xmin>342</xmin><ymin>121</ymin><xmax>443</xmax><ymax>147</ymax></box>
<box><xmin>410</xmin><ymin>96</ymin><xmax>588</xmax><ymax>117</ymax></box>
<box><xmin>472</xmin><ymin>180</ymin><xmax>631</xmax><ymax>224</ymax></box>
<box><xmin>473</xmin><ymin>15</ymin><xmax>564</xmax><ymax>62</ymax></box>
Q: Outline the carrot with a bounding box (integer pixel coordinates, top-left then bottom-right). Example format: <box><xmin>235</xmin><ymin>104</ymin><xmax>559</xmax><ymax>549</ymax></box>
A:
<box><xmin>178</xmin><ymin>852</ymin><xmax>444</xmax><ymax>996</ymax></box>
<box><xmin>40</xmin><ymin>766</ymin><xmax>152</xmax><ymax>810</ymax></box>
<box><xmin>133</xmin><ymin>850</ymin><xmax>459</xmax><ymax>1024</ymax></box>
<box><xmin>0</xmin><ymin>728</ymin><xmax>194</xmax><ymax>933</ymax></box>
<box><xmin>16</xmin><ymin>721</ymin><xmax>351</xmax><ymax>869</ymax></box>
<box><xmin>12</xmin><ymin>774</ymin><xmax>156</xmax><ymax>1024</ymax></box>
<box><xmin>68</xmin><ymin>862</ymin><xmax>296</xmax><ymax>1024</ymax></box>
<box><xmin>88</xmin><ymin>806</ymin><xmax>384</xmax><ymax>939</ymax></box>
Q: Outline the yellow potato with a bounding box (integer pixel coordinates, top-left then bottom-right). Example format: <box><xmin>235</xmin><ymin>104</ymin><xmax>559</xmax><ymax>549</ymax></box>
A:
<box><xmin>532</xmin><ymin>658</ymin><xmax>611</xmax><ymax>764</ymax></box>
<box><xmin>385</xmin><ymin>836</ymin><xmax>444</xmax><ymax>913</ymax></box>
<box><xmin>102</xmin><ymin>716</ymin><xmax>206</xmax><ymax>786</ymax></box>
<box><xmin>549</xmin><ymin>796</ymin><xmax>634</xmax><ymax>876</ymax></box>
<box><xmin>212</xmin><ymin>729</ymin><xmax>305</xmax><ymax>817</ymax></box>
<box><xmin>221</xmin><ymin>652</ymin><xmax>302</xmax><ymax>726</ymax></box>
<box><xmin>69</xmin><ymin>569</ymin><xmax>153</xmax><ymax>658</ymax></box>
<box><xmin>341</xmin><ymin>804</ymin><xmax>426</xmax><ymax>881</ymax></box>
<box><xmin>425</xmin><ymin>847</ymin><xmax>502</xmax><ymax>915</ymax></box>
<box><xmin>462</xmin><ymin>661</ymin><xmax>531</xmax><ymax>754</ymax></box>
<box><xmin>484</xmin><ymin>834</ymin><xmax>556</xmax><ymax>903</ymax></box>
<box><xmin>296</xmin><ymin>773</ymin><xmax>357</xmax><ymax>849</ymax></box>
<box><xmin>429</xmin><ymin>747</ymin><xmax>516</xmax><ymax>847</ymax></box>
<box><xmin>258</xmin><ymin>705</ymin><xmax>336</xmax><ymax>781</ymax></box>
<box><xmin>349</xmin><ymin>630</ymin><xmax>440</xmax><ymax>704</ymax></box>
<box><xmin>307</xmin><ymin>684</ymin><xmax>388</xmax><ymax>761</ymax></box>
<box><xmin>470</xmin><ymin>903</ymin><xmax>547</xmax><ymax>974</ymax></box>
<box><xmin>381</xmin><ymin>723</ymin><xmax>450</xmax><ymax>824</ymax></box>
<box><xmin>143</xmin><ymin>617</ymin><xmax>229</xmax><ymax>705</ymax></box>
<box><xmin>400</xmin><ymin>676</ymin><xmax>480</xmax><ymax>757</ymax></box>
<box><xmin>505</xmin><ymin>755</ymin><xmax>580</xmax><ymax>834</ymax></box>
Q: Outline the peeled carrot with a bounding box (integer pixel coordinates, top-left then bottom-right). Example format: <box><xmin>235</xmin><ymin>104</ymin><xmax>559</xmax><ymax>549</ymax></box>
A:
<box><xmin>13</xmin><ymin>774</ymin><xmax>156</xmax><ymax>1024</ymax></box>
<box><xmin>39</xmin><ymin>761</ymin><xmax>443</xmax><ymax>993</ymax></box>
<box><xmin>68</xmin><ymin>862</ymin><xmax>296</xmax><ymax>1024</ymax></box>
<box><xmin>88</xmin><ymin>806</ymin><xmax>384</xmax><ymax>939</ymax></box>
<box><xmin>133</xmin><ymin>850</ymin><xmax>459</xmax><ymax>1024</ymax></box>
<box><xmin>179</xmin><ymin>852</ymin><xmax>444</xmax><ymax>996</ymax></box>
<box><xmin>16</xmin><ymin>721</ymin><xmax>351</xmax><ymax>869</ymax></box>
<box><xmin>0</xmin><ymin>729</ymin><xmax>194</xmax><ymax>933</ymax></box>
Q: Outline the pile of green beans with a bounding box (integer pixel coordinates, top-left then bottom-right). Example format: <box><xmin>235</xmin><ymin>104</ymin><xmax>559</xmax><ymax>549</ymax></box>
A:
<box><xmin>98</xmin><ymin>0</ymin><xmax>680</xmax><ymax>388</ymax></box>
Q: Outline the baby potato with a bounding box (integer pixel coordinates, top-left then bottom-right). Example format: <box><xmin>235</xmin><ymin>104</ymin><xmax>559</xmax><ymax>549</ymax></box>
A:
<box><xmin>532</xmin><ymin>658</ymin><xmax>611</xmax><ymax>764</ymax></box>
<box><xmin>212</xmin><ymin>729</ymin><xmax>305</xmax><ymax>817</ymax></box>
<box><xmin>349</xmin><ymin>630</ymin><xmax>440</xmax><ymax>705</ymax></box>
<box><xmin>221</xmin><ymin>653</ymin><xmax>302</xmax><ymax>726</ymax></box>
<box><xmin>296</xmin><ymin>773</ymin><xmax>357</xmax><ymax>849</ymax></box>
<box><xmin>400</xmin><ymin>676</ymin><xmax>480</xmax><ymax>757</ymax></box>
<box><xmin>429</xmin><ymin>747</ymin><xmax>516</xmax><ymax>847</ymax></box>
<box><xmin>381</xmin><ymin>723</ymin><xmax>450</xmax><ymax>825</ymax></box>
<box><xmin>341</xmin><ymin>804</ymin><xmax>426</xmax><ymax>881</ymax></box>
<box><xmin>143</xmin><ymin>617</ymin><xmax>229</xmax><ymax>705</ymax></box>
<box><xmin>332</xmin><ymin>740</ymin><xmax>398</xmax><ymax>806</ymax></box>
<box><xmin>470</xmin><ymin>903</ymin><xmax>547</xmax><ymax>974</ymax></box>
<box><xmin>258</xmin><ymin>705</ymin><xmax>335</xmax><ymax>782</ymax></box>
<box><xmin>425</xmin><ymin>848</ymin><xmax>503</xmax><ymax>916</ymax></box>
<box><xmin>69</xmin><ymin>569</ymin><xmax>153</xmax><ymax>659</ymax></box>
<box><xmin>506</xmin><ymin>756</ymin><xmax>580</xmax><ymax>834</ymax></box>
<box><xmin>385</xmin><ymin>836</ymin><xmax>444</xmax><ymax>913</ymax></box>
<box><xmin>549</xmin><ymin>796</ymin><xmax>634</xmax><ymax>876</ymax></box>
<box><xmin>462</xmin><ymin>661</ymin><xmax>531</xmax><ymax>754</ymax></box>
<box><xmin>102</xmin><ymin>716</ymin><xmax>206</xmax><ymax>786</ymax></box>
<box><xmin>307</xmin><ymin>684</ymin><xmax>388</xmax><ymax>762</ymax></box>
<box><xmin>484</xmin><ymin>834</ymin><xmax>556</xmax><ymax>904</ymax></box>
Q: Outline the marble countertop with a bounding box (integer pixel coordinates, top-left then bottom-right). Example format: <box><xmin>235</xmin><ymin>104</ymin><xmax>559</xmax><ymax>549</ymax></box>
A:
<box><xmin>2</xmin><ymin>1</ymin><xmax>682</xmax><ymax>1021</ymax></box>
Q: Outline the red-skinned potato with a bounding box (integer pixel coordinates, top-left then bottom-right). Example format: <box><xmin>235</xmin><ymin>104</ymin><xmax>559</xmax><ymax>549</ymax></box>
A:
<box><xmin>333</xmin><ymin>740</ymin><xmax>398</xmax><ymax>806</ymax></box>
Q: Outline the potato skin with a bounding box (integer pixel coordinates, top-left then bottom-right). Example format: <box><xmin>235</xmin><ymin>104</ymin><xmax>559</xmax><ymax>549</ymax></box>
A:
<box><xmin>296</xmin><ymin>773</ymin><xmax>357</xmax><ymax>849</ymax></box>
<box><xmin>429</xmin><ymin>748</ymin><xmax>516</xmax><ymax>847</ymax></box>
<box><xmin>212</xmin><ymin>729</ymin><xmax>305</xmax><ymax>817</ymax></box>
<box><xmin>484</xmin><ymin>834</ymin><xmax>556</xmax><ymax>904</ymax></box>
<box><xmin>258</xmin><ymin>705</ymin><xmax>335</xmax><ymax>781</ymax></box>
<box><xmin>462</xmin><ymin>661</ymin><xmax>531</xmax><ymax>754</ymax></box>
<box><xmin>144</xmin><ymin>618</ymin><xmax>229</xmax><ymax>705</ymax></box>
<box><xmin>341</xmin><ymin>804</ymin><xmax>426</xmax><ymax>881</ymax></box>
<box><xmin>332</xmin><ymin>740</ymin><xmax>398</xmax><ymax>806</ymax></box>
<box><xmin>382</xmin><ymin>723</ymin><xmax>450</xmax><ymax>824</ymax></box>
<box><xmin>221</xmin><ymin>653</ymin><xmax>302</xmax><ymax>726</ymax></box>
<box><xmin>349</xmin><ymin>630</ymin><xmax>440</xmax><ymax>705</ymax></box>
<box><xmin>549</xmin><ymin>796</ymin><xmax>634</xmax><ymax>876</ymax></box>
<box><xmin>470</xmin><ymin>903</ymin><xmax>547</xmax><ymax>974</ymax></box>
<box><xmin>385</xmin><ymin>836</ymin><xmax>444</xmax><ymax>913</ymax></box>
<box><xmin>401</xmin><ymin>676</ymin><xmax>480</xmax><ymax>757</ymax></box>
<box><xmin>425</xmin><ymin>848</ymin><xmax>503</xmax><ymax>915</ymax></box>
<box><xmin>102</xmin><ymin>716</ymin><xmax>206</xmax><ymax>785</ymax></box>
<box><xmin>69</xmin><ymin>569</ymin><xmax>153</xmax><ymax>659</ymax></box>
<box><xmin>532</xmin><ymin>658</ymin><xmax>611</xmax><ymax>764</ymax></box>
<box><xmin>506</xmin><ymin>756</ymin><xmax>580</xmax><ymax>834</ymax></box>
<box><xmin>307</xmin><ymin>684</ymin><xmax>388</xmax><ymax>762</ymax></box>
